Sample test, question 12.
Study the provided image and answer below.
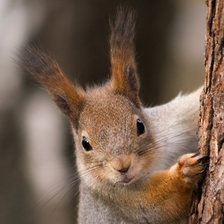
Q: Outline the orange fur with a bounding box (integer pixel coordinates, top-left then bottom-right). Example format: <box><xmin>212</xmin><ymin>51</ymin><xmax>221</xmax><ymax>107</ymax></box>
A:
<box><xmin>144</xmin><ymin>170</ymin><xmax>192</xmax><ymax>222</ymax></box>
<box><xmin>95</xmin><ymin>153</ymin><xmax>205</xmax><ymax>223</ymax></box>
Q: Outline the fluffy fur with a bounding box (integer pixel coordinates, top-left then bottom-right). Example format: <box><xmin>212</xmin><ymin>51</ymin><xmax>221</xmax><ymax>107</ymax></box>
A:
<box><xmin>110</xmin><ymin>8</ymin><xmax>140</xmax><ymax>108</ymax></box>
<box><xmin>24</xmin><ymin>47</ymin><xmax>85</xmax><ymax>127</ymax></box>
<box><xmin>24</xmin><ymin>8</ymin><xmax>205</xmax><ymax>224</ymax></box>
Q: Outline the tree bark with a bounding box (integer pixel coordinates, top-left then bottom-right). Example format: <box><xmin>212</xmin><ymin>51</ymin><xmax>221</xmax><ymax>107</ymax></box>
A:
<box><xmin>188</xmin><ymin>0</ymin><xmax>224</xmax><ymax>223</ymax></box>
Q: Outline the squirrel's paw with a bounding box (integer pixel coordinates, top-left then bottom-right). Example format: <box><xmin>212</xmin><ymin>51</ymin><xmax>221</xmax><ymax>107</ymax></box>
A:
<box><xmin>172</xmin><ymin>153</ymin><xmax>208</xmax><ymax>186</ymax></box>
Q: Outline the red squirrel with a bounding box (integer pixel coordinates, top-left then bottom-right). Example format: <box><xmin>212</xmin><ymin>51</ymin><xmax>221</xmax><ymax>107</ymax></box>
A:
<box><xmin>24</xmin><ymin>8</ymin><xmax>206</xmax><ymax>224</ymax></box>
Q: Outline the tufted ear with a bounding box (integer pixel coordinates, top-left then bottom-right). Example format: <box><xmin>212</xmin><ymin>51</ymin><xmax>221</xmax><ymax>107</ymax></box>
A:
<box><xmin>110</xmin><ymin>8</ymin><xmax>141</xmax><ymax>108</ymax></box>
<box><xmin>23</xmin><ymin>48</ymin><xmax>85</xmax><ymax>128</ymax></box>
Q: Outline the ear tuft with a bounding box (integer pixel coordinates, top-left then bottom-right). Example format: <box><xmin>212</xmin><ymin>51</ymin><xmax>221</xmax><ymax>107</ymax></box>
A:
<box><xmin>110</xmin><ymin>7</ymin><xmax>136</xmax><ymax>54</ymax></box>
<box><xmin>23</xmin><ymin>47</ymin><xmax>85</xmax><ymax>127</ymax></box>
<box><xmin>23</xmin><ymin>47</ymin><xmax>58</xmax><ymax>79</ymax></box>
<box><xmin>110</xmin><ymin>8</ymin><xmax>141</xmax><ymax>108</ymax></box>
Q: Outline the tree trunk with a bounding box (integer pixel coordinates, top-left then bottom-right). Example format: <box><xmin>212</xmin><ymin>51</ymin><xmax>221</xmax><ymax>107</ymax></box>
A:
<box><xmin>188</xmin><ymin>0</ymin><xmax>224</xmax><ymax>223</ymax></box>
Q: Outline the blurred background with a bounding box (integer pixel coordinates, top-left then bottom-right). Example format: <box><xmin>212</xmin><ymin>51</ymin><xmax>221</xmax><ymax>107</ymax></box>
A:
<box><xmin>0</xmin><ymin>0</ymin><xmax>206</xmax><ymax>224</ymax></box>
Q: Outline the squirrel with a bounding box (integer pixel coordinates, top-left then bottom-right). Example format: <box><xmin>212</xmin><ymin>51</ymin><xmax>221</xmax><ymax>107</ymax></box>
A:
<box><xmin>23</xmin><ymin>8</ymin><xmax>207</xmax><ymax>224</ymax></box>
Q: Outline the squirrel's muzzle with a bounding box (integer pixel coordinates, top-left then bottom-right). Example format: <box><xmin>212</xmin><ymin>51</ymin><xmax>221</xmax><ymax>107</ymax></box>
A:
<box><xmin>110</xmin><ymin>155</ymin><xmax>131</xmax><ymax>174</ymax></box>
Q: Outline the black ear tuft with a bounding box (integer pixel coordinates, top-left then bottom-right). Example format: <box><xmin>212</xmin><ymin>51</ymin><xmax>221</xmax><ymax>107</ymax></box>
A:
<box><xmin>110</xmin><ymin>7</ymin><xmax>136</xmax><ymax>53</ymax></box>
<box><xmin>23</xmin><ymin>47</ymin><xmax>58</xmax><ymax>80</ymax></box>
<box><xmin>23</xmin><ymin>47</ymin><xmax>85</xmax><ymax>128</ymax></box>
<box><xmin>110</xmin><ymin>8</ymin><xmax>141</xmax><ymax>108</ymax></box>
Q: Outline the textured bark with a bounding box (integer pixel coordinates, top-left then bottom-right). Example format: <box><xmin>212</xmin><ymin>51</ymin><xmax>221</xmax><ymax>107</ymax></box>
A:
<box><xmin>188</xmin><ymin>0</ymin><xmax>224</xmax><ymax>223</ymax></box>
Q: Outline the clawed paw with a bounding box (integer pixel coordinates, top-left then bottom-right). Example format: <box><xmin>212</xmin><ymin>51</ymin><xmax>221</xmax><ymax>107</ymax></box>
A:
<box><xmin>176</xmin><ymin>153</ymin><xmax>208</xmax><ymax>185</ymax></box>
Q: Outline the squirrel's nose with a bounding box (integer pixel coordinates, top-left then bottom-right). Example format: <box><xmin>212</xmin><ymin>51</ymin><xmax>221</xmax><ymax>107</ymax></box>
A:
<box><xmin>118</xmin><ymin>166</ymin><xmax>130</xmax><ymax>174</ymax></box>
<box><xmin>111</xmin><ymin>155</ymin><xmax>131</xmax><ymax>174</ymax></box>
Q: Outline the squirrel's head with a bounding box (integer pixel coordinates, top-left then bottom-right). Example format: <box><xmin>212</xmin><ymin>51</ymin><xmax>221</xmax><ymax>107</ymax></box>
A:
<box><xmin>24</xmin><ymin>9</ymin><xmax>157</xmax><ymax>189</ymax></box>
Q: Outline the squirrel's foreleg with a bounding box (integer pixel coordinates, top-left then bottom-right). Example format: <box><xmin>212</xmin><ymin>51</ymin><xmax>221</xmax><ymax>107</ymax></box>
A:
<box><xmin>145</xmin><ymin>153</ymin><xmax>207</xmax><ymax>223</ymax></box>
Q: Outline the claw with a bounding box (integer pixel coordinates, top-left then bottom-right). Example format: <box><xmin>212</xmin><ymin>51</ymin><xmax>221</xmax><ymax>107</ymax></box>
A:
<box><xmin>191</xmin><ymin>152</ymin><xmax>200</xmax><ymax>158</ymax></box>
<box><xmin>192</xmin><ymin>169</ymin><xmax>206</xmax><ymax>177</ymax></box>
<box><xmin>199</xmin><ymin>161</ymin><xmax>209</xmax><ymax>166</ymax></box>
<box><xmin>197</xmin><ymin>155</ymin><xmax>209</xmax><ymax>163</ymax></box>
<box><xmin>177</xmin><ymin>153</ymin><xmax>209</xmax><ymax>186</ymax></box>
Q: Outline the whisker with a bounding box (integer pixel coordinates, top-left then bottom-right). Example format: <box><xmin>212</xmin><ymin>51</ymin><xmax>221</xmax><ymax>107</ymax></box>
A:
<box><xmin>134</xmin><ymin>125</ymin><xmax>197</xmax><ymax>158</ymax></box>
<box><xmin>33</xmin><ymin>164</ymin><xmax>102</xmax><ymax>214</ymax></box>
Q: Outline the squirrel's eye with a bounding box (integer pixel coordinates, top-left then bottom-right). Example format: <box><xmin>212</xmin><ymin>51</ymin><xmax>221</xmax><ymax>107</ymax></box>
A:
<box><xmin>137</xmin><ymin>119</ymin><xmax>145</xmax><ymax>136</ymax></box>
<box><xmin>82</xmin><ymin>136</ymin><xmax>92</xmax><ymax>151</ymax></box>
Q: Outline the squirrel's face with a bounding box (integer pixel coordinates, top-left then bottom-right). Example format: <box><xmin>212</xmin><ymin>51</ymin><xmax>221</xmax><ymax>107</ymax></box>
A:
<box><xmin>24</xmin><ymin>9</ymin><xmax>154</xmax><ymax>189</ymax></box>
<box><xmin>73</xmin><ymin>90</ymin><xmax>156</xmax><ymax>187</ymax></box>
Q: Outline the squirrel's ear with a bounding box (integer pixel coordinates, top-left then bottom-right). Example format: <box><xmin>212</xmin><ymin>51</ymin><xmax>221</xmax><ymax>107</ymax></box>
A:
<box><xmin>110</xmin><ymin>8</ymin><xmax>141</xmax><ymax>108</ymax></box>
<box><xmin>23</xmin><ymin>48</ymin><xmax>85</xmax><ymax>128</ymax></box>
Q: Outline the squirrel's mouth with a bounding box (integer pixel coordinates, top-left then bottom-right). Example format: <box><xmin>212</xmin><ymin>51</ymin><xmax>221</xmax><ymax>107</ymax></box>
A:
<box><xmin>118</xmin><ymin>176</ymin><xmax>135</xmax><ymax>184</ymax></box>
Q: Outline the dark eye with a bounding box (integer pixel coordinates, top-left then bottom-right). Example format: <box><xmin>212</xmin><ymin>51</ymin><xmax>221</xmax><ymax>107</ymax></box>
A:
<box><xmin>137</xmin><ymin>119</ymin><xmax>145</xmax><ymax>136</ymax></box>
<box><xmin>82</xmin><ymin>136</ymin><xmax>92</xmax><ymax>151</ymax></box>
